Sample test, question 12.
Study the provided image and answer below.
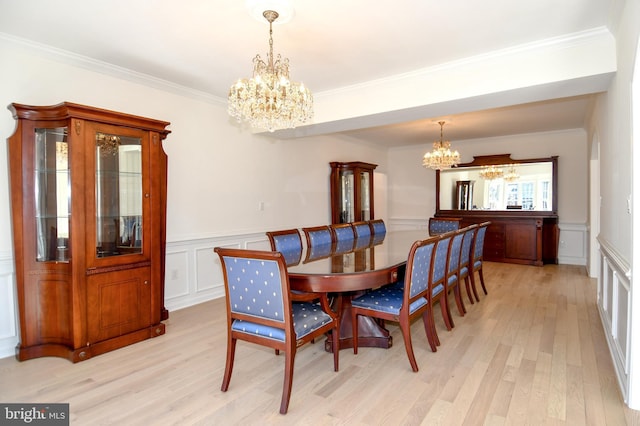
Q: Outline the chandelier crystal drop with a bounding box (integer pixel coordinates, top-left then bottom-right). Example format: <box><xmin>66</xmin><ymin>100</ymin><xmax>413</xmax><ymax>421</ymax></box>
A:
<box><xmin>228</xmin><ymin>10</ymin><xmax>313</xmax><ymax>133</ymax></box>
<box><xmin>422</xmin><ymin>121</ymin><xmax>460</xmax><ymax>170</ymax></box>
<box><xmin>479</xmin><ymin>165</ymin><xmax>504</xmax><ymax>180</ymax></box>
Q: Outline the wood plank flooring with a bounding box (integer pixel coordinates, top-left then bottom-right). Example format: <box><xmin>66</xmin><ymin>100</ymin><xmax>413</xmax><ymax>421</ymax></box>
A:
<box><xmin>2</xmin><ymin>262</ymin><xmax>640</xmax><ymax>425</ymax></box>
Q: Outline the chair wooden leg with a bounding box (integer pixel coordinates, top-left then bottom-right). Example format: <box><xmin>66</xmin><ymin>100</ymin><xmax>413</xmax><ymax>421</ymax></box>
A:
<box><xmin>332</xmin><ymin>323</ymin><xmax>340</xmax><ymax>371</ymax></box>
<box><xmin>221</xmin><ymin>336</ymin><xmax>237</xmax><ymax>392</ymax></box>
<box><xmin>464</xmin><ymin>275</ymin><xmax>475</xmax><ymax>304</ymax></box>
<box><xmin>432</xmin><ymin>313</ymin><xmax>440</xmax><ymax>346</ymax></box>
<box><xmin>399</xmin><ymin>317</ymin><xmax>419</xmax><ymax>372</ymax></box>
<box><xmin>280</xmin><ymin>346</ymin><xmax>296</xmax><ymax>414</ymax></box>
<box><xmin>453</xmin><ymin>283</ymin><xmax>466</xmax><ymax>316</ymax></box>
<box><xmin>469</xmin><ymin>270</ymin><xmax>481</xmax><ymax>302</ymax></box>
<box><xmin>351</xmin><ymin>311</ymin><xmax>360</xmax><ymax>354</ymax></box>
<box><xmin>479</xmin><ymin>267</ymin><xmax>488</xmax><ymax>295</ymax></box>
<box><xmin>439</xmin><ymin>297</ymin><xmax>454</xmax><ymax>330</ymax></box>
<box><xmin>422</xmin><ymin>311</ymin><xmax>438</xmax><ymax>352</ymax></box>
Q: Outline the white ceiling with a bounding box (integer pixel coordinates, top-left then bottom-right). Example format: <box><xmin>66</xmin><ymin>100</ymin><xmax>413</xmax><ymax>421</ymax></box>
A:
<box><xmin>0</xmin><ymin>0</ymin><xmax>621</xmax><ymax>145</ymax></box>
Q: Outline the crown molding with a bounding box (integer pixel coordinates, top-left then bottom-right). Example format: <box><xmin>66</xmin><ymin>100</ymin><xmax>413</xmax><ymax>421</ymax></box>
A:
<box><xmin>0</xmin><ymin>32</ymin><xmax>227</xmax><ymax>106</ymax></box>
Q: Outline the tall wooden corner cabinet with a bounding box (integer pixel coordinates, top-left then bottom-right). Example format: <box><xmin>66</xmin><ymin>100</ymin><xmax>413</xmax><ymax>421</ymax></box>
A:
<box><xmin>330</xmin><ymin>161</ymin><xmax>377</xmax><ymax>224</ymax></box>
<box><xmin>7</xmin><ymin>102</ymin><xmax>171</xmax><ymax>362</ymax></box>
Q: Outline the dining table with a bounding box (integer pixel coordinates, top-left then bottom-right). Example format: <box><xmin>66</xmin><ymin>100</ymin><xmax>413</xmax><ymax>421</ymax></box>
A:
<box><xmin>287</xmin><ymin>229</ymin><xmax>432</xmax><ymax>352</ymax></box>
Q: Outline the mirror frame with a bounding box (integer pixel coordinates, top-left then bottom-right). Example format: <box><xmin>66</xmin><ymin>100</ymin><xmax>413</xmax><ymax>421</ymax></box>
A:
<box><xmin>436</xmin><ymin>153</ymin><xmax>558</xmax><ymax>216</ymax></box>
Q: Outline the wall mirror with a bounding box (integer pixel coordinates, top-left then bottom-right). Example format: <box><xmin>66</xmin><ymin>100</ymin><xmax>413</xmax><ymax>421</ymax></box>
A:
<box><xmin>436</xmin><ymin>154</ymin><xmax>558</xmax><ymax>214</ymax></box>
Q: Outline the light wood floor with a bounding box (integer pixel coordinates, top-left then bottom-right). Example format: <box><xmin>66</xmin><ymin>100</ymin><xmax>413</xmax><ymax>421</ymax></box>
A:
<box><xmin>2</xmin><ymin>262</ymin><xmax>639</xmax><ymax>425</ymax></box>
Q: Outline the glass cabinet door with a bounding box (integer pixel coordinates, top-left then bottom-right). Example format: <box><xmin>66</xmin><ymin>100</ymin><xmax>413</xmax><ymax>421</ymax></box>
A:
<box><xmin>34</xmin><ymin>127</ymin><xmax>70</xmax><ymax>262</ymax></box>
<box><xmin>359</xmin><ymin>171</ymin><xmax>370</xmax><ymax>221</ymax></box>
<box><xmin>95</xmin><ymin>132</ymin><xmax>143</xmax><ymax>257</ymax></box>
<box><xmin>339</xmin><ymin>170</ymin><xmax>354</xmax><ymax>223</ymax></box>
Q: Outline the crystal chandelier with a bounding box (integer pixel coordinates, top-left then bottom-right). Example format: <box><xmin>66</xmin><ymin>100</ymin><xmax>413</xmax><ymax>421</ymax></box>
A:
<box><xmin>503</xmin><ymin>164</ymin><xmax>520</xmax><ymax>182</ymax></box>
<box><xmin>479</xmin><ymin>165</ymin><xmax>504</xmax><ymax>180</ymax></box>
<box><xmin>228</xmin><ymin>10</ymin><xmax>313</xmax><ymax>133</ymax></box>
<box><xmin>422</xmin><ymin>121</ymin><xmax>460</xmax><ymax>170</ymax></box>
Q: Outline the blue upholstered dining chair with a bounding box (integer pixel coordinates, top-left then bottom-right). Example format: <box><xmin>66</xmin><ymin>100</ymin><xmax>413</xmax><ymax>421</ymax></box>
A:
<box><xmin>369</xmin><ymin>219</ymin><xmax>386</xmax><ymax>236</ymax></box>
<box><xmin>458</xmin><ymin>224</ymin><xmax>479</xmax><ymax>304</ymax></box>
<box><xmin>430</xmin><ymin>232</ymin><xmax>455</xmax><ymax>335</ymax></box>
<box><xmin>469</xmin><ymin>221</ymin><xmax>491</xmax><ymax>302</ymax></box>
<box><xmin>352</xmin><ymin>221</ymin><xmax>372</xmax><ymax>240</ymax></box>
<box><xmin>369</xmin><ymin>219</ymin><xmax>387</xmax><ymax>245</ymax></box>
<box><xmin>331</xmin><ymin>223</ymin><xmax>355</xmax><ymax>253</ymax></box>
<box><xmin>429</xmin><ymin>217</ymin><xmax>462</xmax><ymax>235</ymax></box>
<box><xmin>302</xmin><ymin>225</ymin><xmax>334</xmax><ymax>261</ymax></box>
<box><xmin>266</xmin><ymin>229</ymin><xmax>303</xmax><ymax>266</ymax></box>
<box><xmin>350</xmin><ymin>237</ymin><xmax>438</xmax><ymax>371</ymax></box>
<box><xmin>214</xmin><ymin>248</ymin><xmax>339</xmax><ymax>415</ymax></box>
<box><xmin>351</xmin><ymin>221</ymin><xmax>372</xmax><ymax>250</ymax></box>
<box><xmin>445</xmin><ymin>228</ymin><xmax>466</xmax><ymax>317</ymax></box>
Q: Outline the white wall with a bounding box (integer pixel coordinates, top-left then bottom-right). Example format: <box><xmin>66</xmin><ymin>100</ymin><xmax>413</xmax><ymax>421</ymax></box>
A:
<box><xmin>0</xmin><ymin>37</ymin><xmax>389</xmax><ymax>358</ymax></box>
<box><xmin>588</xmin><ymin>0</ymin><xmax>640</xmax><ymax>409</ymax></box>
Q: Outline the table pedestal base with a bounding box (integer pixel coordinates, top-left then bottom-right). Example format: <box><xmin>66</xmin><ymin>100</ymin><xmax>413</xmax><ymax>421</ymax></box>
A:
<box><xmin>324</xmin><ymin>294</ymin><xmax>393</xmax><ymax>352</ymax></box>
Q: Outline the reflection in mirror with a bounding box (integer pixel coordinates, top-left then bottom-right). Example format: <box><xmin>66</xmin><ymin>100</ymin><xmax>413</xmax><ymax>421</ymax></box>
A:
<box><xmin>95</xmin><ymin>133</ymin><xmax>143</xmax><ymax>257</ymax></box>
<box><xmin>438</xmin><ymin>155</ymin><xmax>556</xmax><ymax>212</ymax></box>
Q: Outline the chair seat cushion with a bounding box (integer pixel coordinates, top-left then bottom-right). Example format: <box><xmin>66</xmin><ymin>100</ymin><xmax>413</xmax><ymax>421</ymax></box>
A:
<box><xmin>460</xmin><ymin>266</ymin><xmax>468</xmax><ymax>277</ymax></box>
<box><xmin>474</xmin><ymin>260</ymin><xmax>482</xmax><ymax>269</ymax></box>
<box><xmin>432</xmin><ymin>283</ymin><xmax>444</xmax><ymax>297</ymax></box>
<box><xmin>448</xmin><ymin>275</ymin><xmax>458</xmax><ymax>286</ymax></box>
<box><xmin>352</xmin><ymin>286</ymin><xmax>427</xmax><ymax>315</ymax></box>
<box><xmin>231</xmin><ymin>302</ymin><xmax>333</xmax><ymax>341</ymax></box>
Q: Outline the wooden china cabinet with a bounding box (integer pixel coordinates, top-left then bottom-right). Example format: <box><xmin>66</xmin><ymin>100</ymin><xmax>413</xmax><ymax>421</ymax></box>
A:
<box><xmin>330</xmin><ymin>161</ymin><xmax>377</xmax><ymax>224</ymax></box>
<box><xmin>7</xmin><ymin>102</ymin><xmax>171</xmax><ymax>362</ymax></box>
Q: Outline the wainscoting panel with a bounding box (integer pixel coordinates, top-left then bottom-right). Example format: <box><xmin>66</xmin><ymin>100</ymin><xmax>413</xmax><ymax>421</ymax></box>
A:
<box><xmin>164</xmin><ymin>233</ymin><xmax>270</xmax><ymax>313</ymax></box>
<box><xmin>597</xmin><ymin>236</ymin><xmax>631</xmax><ymax>404</ymax></box>
<box><xmin>0</xmin><ymin>256</ymin><xmax>18</xmax><ymax>360</ymax></box>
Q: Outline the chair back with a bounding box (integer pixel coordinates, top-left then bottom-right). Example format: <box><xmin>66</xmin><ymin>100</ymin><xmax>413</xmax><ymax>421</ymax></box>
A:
<box><xmin>431</xmin><ymin>232</ymin><xmax>453</xmax><ymax>292</ymax></box>
<box><xmin>265</xmin><ymin>229</ymin><xmax>303</xmax><ymax>266</ymax></box>
<box><xmin>369</xmin><ymin>219</ymin><xmax>386</xmax><ymax>236</ymax></box>
<box><xmin>331</xmin><ymin>223</ymin><xmax>355</xmax><ymax>253</ymax></box>
<box><xmin>352</xmin><ymin>221</ymin><xmax>372</xmax><ymax>250</ymax></box>
<box><xmin>429</xmin><ymin>217</ymin><xmax>461</xmax><ymax>235</ymax></box>
<box><xmin>473</xmin><ymin>221</ymin><xmax>491</xmax><ymax>263</ymax></box>
<box><xmin>302</xmin><ymin>226</ymin><xmax>334</xmax><ymax>261</ymax></box>
<box><xmin>459</xmin><ymin>224</ymin><xmax>478</xmax><ymax>276</ymax></box>
<box><xmin>405</xmin><ymin>237</ymin><xmax>437</xmax><ymax>300</ymax></box>
<box><xmin>352</xmin><ymin>221</ymin><xmax>372</xmax><ymax>240</ymax></box>
<box><xmin>216</xmin><ymin>248</ymin><xmax>291</xmax><ymax>338</ymax></box>
<box><xmin>447</xmin><ymin>229</ymin><xmax>465</xmax><ymax>279</ymax></box>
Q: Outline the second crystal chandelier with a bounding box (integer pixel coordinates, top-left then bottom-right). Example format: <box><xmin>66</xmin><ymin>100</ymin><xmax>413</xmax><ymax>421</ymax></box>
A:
<box><xmin>422</xmin><ymin>121</ymin><xmax>460</xmax><ymax>170</ymax></box>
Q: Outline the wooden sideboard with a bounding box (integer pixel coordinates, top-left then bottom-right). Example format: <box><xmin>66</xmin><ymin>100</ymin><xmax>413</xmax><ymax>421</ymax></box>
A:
<box><xmin>451</xmin><ymin>213</ymin><xmax>558</xmax><ymax>266</ymax></box>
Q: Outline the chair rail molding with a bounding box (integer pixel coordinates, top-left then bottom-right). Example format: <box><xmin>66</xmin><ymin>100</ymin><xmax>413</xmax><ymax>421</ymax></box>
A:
<box><xmin>596</xmin><ymin>235</ymin><xmax>632</xmax><ymax>406</ymax></box>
